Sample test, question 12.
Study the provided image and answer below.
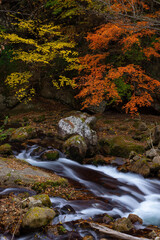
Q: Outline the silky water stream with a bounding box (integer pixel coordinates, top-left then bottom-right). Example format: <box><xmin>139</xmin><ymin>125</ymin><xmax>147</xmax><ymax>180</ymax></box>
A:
<box><xmin>1</xmin><ymin>145</ymin><xmax>160</xmax><ymax>240</ymax></box>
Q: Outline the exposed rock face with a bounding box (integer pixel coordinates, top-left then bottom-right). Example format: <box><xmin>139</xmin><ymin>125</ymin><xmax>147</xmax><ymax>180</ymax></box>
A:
<box><xmin>58</xmin><ymin>114</ymin><xmax>97</xmax><ymax>159</ymax></box>
<box><xmin>58</xmin><ymin>115</ymin><xmax>97</xmax><ymax>146</ymax></box>
<box><xmin>63</xmin><ymin>135</ymin><xmax>87</xmax><ymax>162</ymax></box>
<box><xmin>22</xmin><ymin>207</ymin><xmax>56</xmax><ymax>229</ymax></box>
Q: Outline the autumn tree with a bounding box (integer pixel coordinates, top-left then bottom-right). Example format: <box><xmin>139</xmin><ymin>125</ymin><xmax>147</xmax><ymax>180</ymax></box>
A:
<box><xmin>76</xmin><ymin>0</ymin><xmax>160</xmax><ymax>115</ymax></box>
<box><xmin>0</xmin><ymin>16</ymin><xmax>79</xmax><ymax>101</ymax></box>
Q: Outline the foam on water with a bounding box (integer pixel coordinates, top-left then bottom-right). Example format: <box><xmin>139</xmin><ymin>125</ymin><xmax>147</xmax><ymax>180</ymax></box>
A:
<box><xmin>16</xmin><ymin>146</ymin><xmax>160</xmax><ymax>226</ymax></box>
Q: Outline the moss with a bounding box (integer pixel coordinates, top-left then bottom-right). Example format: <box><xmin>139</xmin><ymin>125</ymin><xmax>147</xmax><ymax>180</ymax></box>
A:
<box><xmin>14</xmin><ymin>179</ymin><xmax>23</xmax><ymax>184</ymax></box>
<box><xmin>57</xmin><ymin>225</ymin><xmax>67</xmax><ymax>234</ymax></box>
<box><xmin>42</xmin><ymin>150</ymin><xmax>59</xmax><ymax>161</ymax></box>
<box><xmin>32</xmin><ymin>179</ymin><xmax>68</xmax><ymax>193</ymax></box>
<box><xmin>130</xmin><ymin>157</ymin><xmax>150</xmax><ymax>177</ymax></box>
<box><xmin>33</xmin><ymin>194</ymin><xmax>51</xmax><ymax>207</ymax></box>
<box><xmin>10</xmin><ymin>126</ymin><xmax>35</xmax><ymax>142</ymax></box>
<box><xmin>63</xmin><ymin>135</ymin><xmax>87</xmax><ymax>162</ymax></box>
<box><xmin>0</xmin><ymin>143</ymin><xmax>12</xmax><ymax>155</ymax></box>
<box><xmin>101</xmin><ymin>136</ymin><xmax>144</xmax><ymax>158</ymax></box>
<box><xmin>22</xmin><ymin>207</ymin><xmax>56</xmax><ymax>229</ymax></box>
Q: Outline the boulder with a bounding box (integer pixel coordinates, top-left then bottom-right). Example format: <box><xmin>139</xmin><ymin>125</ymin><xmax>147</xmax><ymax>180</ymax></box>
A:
<box><xmin>130</xmin><ymin>158</ymin><xmax>150</xmax><ymax>177</ymax></box>
<box><xmin>128</xmin><ymin>214</ymin><xmax>143</xmax><ymax>224</ymax></box>
<box><xmin>99</xmin><ymin>136</ymin><xmax>144</xmax><ymax>158</ymax></box>
<box><xmin>58</xmin><ymin>115</ymin><xmax>97</xmax><ymax>146</ymax></box>
<box><xmin>41</xmin><ymin>150</ymin><xmax>59</xmax><ymax>161</ymax></box>
<box><xmin>153</xmin><ymin>155</ymin><xmax>160</xmax><ymax>165</ymax></box>
<box><xmin>146</xmin><ymin>148</ymin><xmax>158</xmax><ymax>158</ymax></box>
<box><xmin>9</xmin><ymin>126</ymin><xmax>36</xmax><ymax>142</ymax></box>
<box><xmin>22</xmin><ymin>207</ymin><xmax>56</xmax><ymax>229</ymax></box>
<box><xmin>63</xmin><ymin>135</ymin><xmax>87</xmax><ymax>162</ymax></box>
<box><xmin>113</xmin><ymin>217</ymin><xmax>133</xmax><ymax>232</ymax></box>
<box><xmin>0</xmin><ymin>143</ymin><xmax>12</xmax><ymax>155</ymax></box>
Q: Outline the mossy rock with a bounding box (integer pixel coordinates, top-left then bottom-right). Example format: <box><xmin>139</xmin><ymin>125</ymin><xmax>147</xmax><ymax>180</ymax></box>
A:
<box><xmin>130</xmin><ymin>157</ymin><xmax>150</xmax><ymax>177</ymax></box>
<box><xmin>0</xmin><ymin>143</ymin><xmax>12</xmax><ymax>155</ymax></box>
<box><xmin>22</xmin><ymin>207</ymin><xmax>56</xmax><ymax>229</ymax></box>
<box><xmin>101</xmin><ymin>136</ymin><xmax>144</xmax><ymax>158</ymax></box>
<box><xmin>32</xmin><ymin>179</ymin><xmax>68</xmax><ymax>193</ymax></box>
<box><xmin>113</xmin><ymin>217</ymin><xmax>133</xmax><ymax>232</ymax></box>
<box><xmin>63</xmin><ymin>135</ymin><xmax>87</xmax><ymax>162</ymax></box>
<box><xmin>10</xmin><ymin>126</ymin><xmax>36</xmax><ymax>142</ymax></box>
<box><xmin>33</xmin><ymin>194</ymin><xmax>51</xmax><ymax>207</ymax></box>
<box><xmin>41</xmin><ymin>150</ymin><xmax>59</xmax><ymax>161</ymax></box>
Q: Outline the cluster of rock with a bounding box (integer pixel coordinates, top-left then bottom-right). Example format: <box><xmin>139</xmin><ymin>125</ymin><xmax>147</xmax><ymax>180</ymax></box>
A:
<box><xmin>58</xmin><ymin>113</ymin><xmax>98</xmax><ymax>162</ymax></box>
<box><xmin>129</xmin><ymin>124</ymin><xmax>160</xmax><ymax>177</ymax></box>
<box><xmin>21</xmin><ymin>194</ymin><xmax>55</xmax><ymax>229</ymax></box>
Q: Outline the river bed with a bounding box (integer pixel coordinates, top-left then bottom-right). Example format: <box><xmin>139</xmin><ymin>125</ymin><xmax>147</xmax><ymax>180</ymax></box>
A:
<box><xmin>1</xmin><ymin>145</ymin><xmax>160</xmax><ymax>239</ymax></box>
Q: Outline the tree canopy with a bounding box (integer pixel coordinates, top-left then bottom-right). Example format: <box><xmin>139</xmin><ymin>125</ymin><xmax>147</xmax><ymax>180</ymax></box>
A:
<box><xmin>0</xmin><ymin>0</ymin><xmax>160</xmax><ymax>114</ymax></box>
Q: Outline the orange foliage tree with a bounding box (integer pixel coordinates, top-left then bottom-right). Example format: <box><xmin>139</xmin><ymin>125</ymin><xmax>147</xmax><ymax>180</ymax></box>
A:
<box><xmin>76</xmin><ymin>0</ymin><xmax>160</xmax><ymax>115</ymax></box>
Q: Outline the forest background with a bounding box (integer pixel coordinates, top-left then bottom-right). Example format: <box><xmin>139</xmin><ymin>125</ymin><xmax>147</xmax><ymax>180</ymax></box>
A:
<box><xmin>0</xmin><ymin>0</ymin><xmax>160</xmax><ymax>116</ymax></box>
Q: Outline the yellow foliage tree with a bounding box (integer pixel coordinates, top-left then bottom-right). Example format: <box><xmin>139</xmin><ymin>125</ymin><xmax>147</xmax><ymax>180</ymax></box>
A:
<box><xmin>0</xmin><ymin>19</ymin><xmax>79</xmax><ymax>101</ymax></box>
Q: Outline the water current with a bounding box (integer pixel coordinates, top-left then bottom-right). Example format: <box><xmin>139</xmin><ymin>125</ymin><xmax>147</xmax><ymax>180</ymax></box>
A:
<box><xmin>1</xmin><ymin>145</ymin><xmax>160</xmax><ymax>239</ymax></box>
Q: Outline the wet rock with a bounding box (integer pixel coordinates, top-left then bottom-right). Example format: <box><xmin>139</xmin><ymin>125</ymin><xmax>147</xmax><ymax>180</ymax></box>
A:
<box><xmin>22</xmin><ymin>207</ymin><xmax>56</xmax><ymax>229</ymax></box>
<box><xmin>111</xmin><ymin>157</ymin><xmax>126</xmax><ymax>166</ymax></box>
<box><xmin>9</xmin><ymin>126</ymin><xmax>36</xmax><ymax>142</ymax></box>
<box><xmin>146</xmin><ymin>148</ymin><xmax>158</xmax><ymax>158</ymax></box>
<box><xmin>148</xmin><ymin>230</ymin><xmax>157</xmax><ymax>238</ymax></box>
<box><xmin>30</xmin><ymin>146</ymin><xmax>45</xmax><ymax>156</ymax></box>
<box><xmin>130</xmin><ymin>158</ymin><xmax>150</xmax><ymax>177</ymax></box>
<box><xmin>61</xmin><ymin>204</ymin><xmax>75</xmax><ymax>214</ymax></box>
<box><xmin>128</xmin><ymin>214</ymin><xmax>143</xmax><ymax>224</ymax></box>
<box><xmin>63</xmin><ymin>135</ymin><xmax>87</xmax><ymax>162</ymax></box>
<box><xmin>58</xmin><ymin>115</ymin><xmax>97</xmax><ymax>146</ymax></box>
<box><xmin>0</xmin><ymin>143</ymin><xmax>12</xmax><ymax>155</ymax></box>
<box><xmin>41</xmin><ymin>150</ymin><xmax>59</xmax><ymax>161</ymax></box>
<box><xmin>113</xmin><ymin>217</ymin><xmax>133</xmax><ymax>232</ymax></box>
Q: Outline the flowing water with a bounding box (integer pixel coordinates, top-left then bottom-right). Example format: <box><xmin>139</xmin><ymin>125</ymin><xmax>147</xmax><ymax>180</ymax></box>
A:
<box><xmin>1</xmin><ymin>145</ymin><xmax>160</xmax><ymax>239</ymax></box>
